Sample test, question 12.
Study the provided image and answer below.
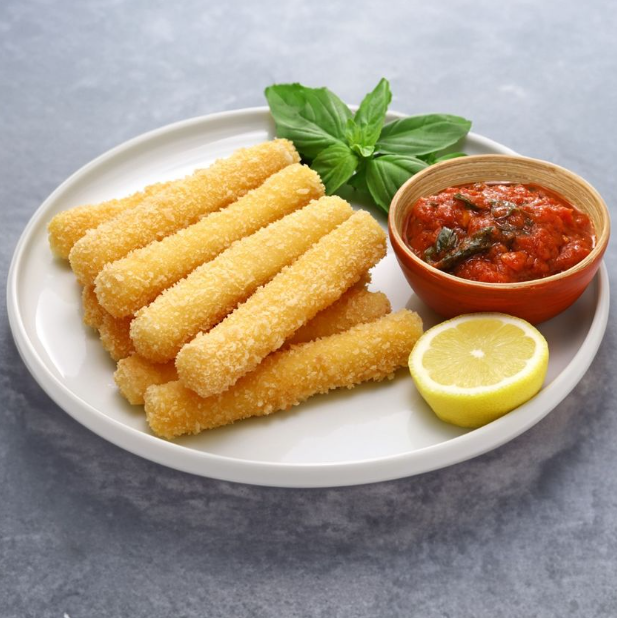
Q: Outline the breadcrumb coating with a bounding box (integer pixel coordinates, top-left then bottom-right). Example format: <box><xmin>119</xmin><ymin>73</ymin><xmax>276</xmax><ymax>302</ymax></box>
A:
<box><xmin>95</xmin><ymin>164</ymin><xmax>323</xmax><ymax>317</ymax></box>
<box><xmin>114</xmin><ymin>282</ymin><xmax>386</xmax><ymax>405</ymax></box>
<box><xmin>69</xmin><ymin>139</ymin><xmax>299</xmax><ymax>285</ymax></box>
<box><xmin>176</xmin><ymin>210</ymin><xmax>387</xmax><ymax>398</ymax></box>
<box><xmin>289</xmin><ymin>287</ymin><xmax>390</xmax><ymax>345</ymax></box>
<box><xmin>131</xmin><ymin>196</ymin><xmax>353</xmax><ymax>363</ymax></box>
<box><xmin>145</xmin><ymin>310</ymin><xmax>423</xmax><ymax>439</ymax></box>
<box><xmin>82</xmin><ymin>284</ymin><xmax>134</xmax><ymax>360</ymax></box>
<box><xmin>114</xmin><ymin>355</ymin><xmax>177</xmax><ymax>405</ymax></box>
<box><xmin>48</xmin><ymin>180</ymin><xmax>172</xmax><ymax>259</ymax></box>
<box><xmin>82</xmin><ymin>285</ymin><xmax>105</xmax><ymax>329</ymax></box>
<box><xmin>98</xmin><ymin>314</ymin><xmax>134</xmax><ymax>361</ymax></box>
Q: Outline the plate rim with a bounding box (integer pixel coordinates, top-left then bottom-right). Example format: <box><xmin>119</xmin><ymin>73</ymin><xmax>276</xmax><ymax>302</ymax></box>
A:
<box><xmin>6</xmin><ymin>106</ymin><xmax>610</xmax><ymax>488</ymax></box>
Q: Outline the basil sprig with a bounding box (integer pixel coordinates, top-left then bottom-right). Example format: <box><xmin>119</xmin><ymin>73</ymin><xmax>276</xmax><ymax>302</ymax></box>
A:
<box><xmin>265</xmin><ymin>79</ymin><xmax>472</xmax><ymax>212</ymax></box>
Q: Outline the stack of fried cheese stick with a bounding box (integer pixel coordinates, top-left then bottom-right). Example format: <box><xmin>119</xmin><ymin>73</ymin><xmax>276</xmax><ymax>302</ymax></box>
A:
<box><xmin>48</xmin><ymin>139</ymin><xmax>423</xmax><ymax>439</ymax></box>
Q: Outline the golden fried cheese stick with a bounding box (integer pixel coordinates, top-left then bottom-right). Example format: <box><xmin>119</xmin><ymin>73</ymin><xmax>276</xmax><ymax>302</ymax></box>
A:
<box><xmin>69</xmin><ymin>139</ymin><xmax>299</xmax><ymax>285</ymax></box>
<box><xmin>145</xmin><ymin>310</ymin><xmax>423</xmax><ymax>439</ymax></box>
<box><xmin>82</xmin><ymin>285</ymin><xmax>105</xmax><ymax>329</ymax></box>
<box><xmin>176</xmin><ymin>210</ymin><xmax>387</xmax><ymax>398</ymax></box>
<box><xmin>114</xmin><ymin>355</ymin><xmax>178</xmax><ymax>405</ymax></box>
<box><xmin>115</xmin><ymin>285</ymin><xmax>389</xmax><ymax>405</ymax></box>
<box><xmin>131</xmin><ymin>196</ymin><xmax>354</xmax><ymax>363</ymax></box>
<box><xmin>289</xmin><ymin>287</ymin><xmax>390</xmax><ymax>345</ymax></box>
<box><xmin>99</xmin><ymin>314</ymin><xmax>133</xmax><ymax>361</ymax></box>
<box><xmin>48</xmin><ymin>180</ymin><xmax>172</xmax><ymax>259</ymax></box>
<box><xmin>81</xmin><ymin>285</ymin><xmax>134</xmax><ymax>360</ymax></box>
<box><xmin>95</xmin><ymin>164</ymin><xmax>323</xmax><ymax>317</ymax></box>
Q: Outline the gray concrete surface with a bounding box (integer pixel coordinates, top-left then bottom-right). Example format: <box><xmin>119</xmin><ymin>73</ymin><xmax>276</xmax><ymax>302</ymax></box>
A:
<box><xmin>1</xmin><ymin>0</ymin><xmax>616</xmax><ymax>616</ymax></box>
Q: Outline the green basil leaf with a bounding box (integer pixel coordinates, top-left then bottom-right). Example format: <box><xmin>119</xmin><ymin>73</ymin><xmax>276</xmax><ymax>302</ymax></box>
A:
<box><xmin>346</xmin><ymin>78</ymin><xmax>391</xmax><ymax>154</ymax></box>
<box><xmin>434</xmin><ymin>227</ymin><xmax>494</xmax><ymax>271</ymax></box>
<box><xmin>346</xmin><ymin>119</ymin><xmax>375</xmax><ymax>157</ymax></box>
<box><xmin>419</xmin><ymin>151</ymin><xmax>467</xmax><ymax>165</ymax></box>
<box><xmin>347</xmin><ymin>160</ymin><xmax>369</xmax><ymax>193</ymax></box>
<box><xmin>420</xmin><ymin>153</ymin><xmax>437</xmax><ymax>165</ymax></box>
<box><xmin>490</xmin><ymin>199</ymin><xmax>518</xmax><ymax>218</ymax></box>
<box><xmin>348</xmin><ymin>171</ymin><xmax>368</xmax><ymax>193</ymax></box>
<box><xmin>366</xmin><ymin>155</ymin><xmax>428</xmax><ymax>212</ymax></box>
<box><xmin>435</xmin><ymin>152</ymin><xmax>467</xmax><ymax>162</ymax></box>
<box><xmin>311</xmin><ymin>143</ymin><xmax>358</xmax><ymax>194</ymax></box>
<box><xmin>376</xmin><ymin>114</ymin><xmax>472</xmax><ymax>156</ymax></box>
<box><xmin>453</xmin><ymin>192</ymin><xmax>481</xmax><ymax>210</ymax></box>
<box><xmin>435</xmin><ymin>227</ymin><xmax>458</xmax><ymax>253</ymax></box>
<box><xmin>265</xmin><ymin>83</ymin><xmax>352</xmax><ymax>159</ymax></box>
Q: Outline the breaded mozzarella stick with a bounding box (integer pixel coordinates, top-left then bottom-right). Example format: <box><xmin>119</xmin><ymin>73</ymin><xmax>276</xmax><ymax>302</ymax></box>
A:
<box><xmin>82</xmin><ymin>285</ymin><xmax>106</xmax><ymax>329</ymax></box>
<box><xmin>115</xmin><ymin>285</ymin><xmax>389</xmax><ymax>405</ymax></box>
<box><xmin>145</xmin><ymin>310</ymin><xmax>423</xmax><ymax>439</ymax></box>
<box><xmin>99</xmin><ymin>314</ymin><xmax>133</xmax><ymax>361</ymax></box>
<box><xmin>95</xmin><ymin>164</ymin><xmax>323</xmax><ymax>317</ymax></box>
<box><xmin>114</xmin><ymin>355</ymin><xmax>178</xmax><ymax>405</ymax></box>
<box><xmin>48</xmin><ymin>180</ymin><xmax>172</xmax><ymax>259</ymax></box>
<box><xmin>69</xmin><ymin>139</ymin><xmax>299</xmax><ymax>285</ymax></box>
<box><xmin>176</xmin><ymin>210</ymin><xmax>387</xmax><ymax>398</ymax></box>
<box><xmin>131</xmin><ymin>196</ymin><xmax>353</xmax><ymax>363</ymax></box>
<box><xmin>81</xmin><ymin>285</ymin><xmax>133</xmax><ymax>360</ymax></box>
<box><xmin>289</xmin><ymin>287</ymin><xmax>390</xmax><ymax>345</ymax></box>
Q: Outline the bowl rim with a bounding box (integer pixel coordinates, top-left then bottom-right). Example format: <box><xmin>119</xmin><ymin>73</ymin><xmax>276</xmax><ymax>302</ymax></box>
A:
<box><xmin>388</xmin><ymin>154</ymin><xmax>611</xmax><ymax>290</ymax></box>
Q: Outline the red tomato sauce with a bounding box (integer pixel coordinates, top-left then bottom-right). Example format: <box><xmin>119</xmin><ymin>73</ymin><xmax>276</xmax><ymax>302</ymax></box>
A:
<box><xmin>404</xmin><ymin>182</ymin><xmax>595</xmax><ymax>283</ymax></box>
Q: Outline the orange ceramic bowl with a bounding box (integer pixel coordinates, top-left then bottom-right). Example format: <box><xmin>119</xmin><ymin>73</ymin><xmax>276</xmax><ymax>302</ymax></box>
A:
<box><xmin>388</xmin><ymin>155</ymin><xmax>610</xmax><ymax>324</ymax></box>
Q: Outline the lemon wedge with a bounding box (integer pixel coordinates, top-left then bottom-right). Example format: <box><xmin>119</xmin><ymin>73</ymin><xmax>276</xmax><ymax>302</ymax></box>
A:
<box><xmin>409</xmin><ymin>313</ymin><xmax>549</xmax><ymax>428</ymax></box>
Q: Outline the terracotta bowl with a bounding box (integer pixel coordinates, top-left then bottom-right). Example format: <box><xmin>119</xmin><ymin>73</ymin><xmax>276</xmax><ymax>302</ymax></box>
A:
<box><xmin>388</xmin><ymin>155</ymin><xmax>610</xmax><ymax>324</ymax></box>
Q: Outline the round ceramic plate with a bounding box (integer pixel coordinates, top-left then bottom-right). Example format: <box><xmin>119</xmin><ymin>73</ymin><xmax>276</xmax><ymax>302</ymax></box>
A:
<box><xmin>7</xmin><ymin>108</ymin><xmax>610</xmax><ymax>487</ymax></box>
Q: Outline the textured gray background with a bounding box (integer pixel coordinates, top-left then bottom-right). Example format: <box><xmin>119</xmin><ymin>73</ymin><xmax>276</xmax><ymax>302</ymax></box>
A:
<box><xmin>2</xmin><ymin>0</ymin><xmax>616</xmax><ymax>616</ymax></box>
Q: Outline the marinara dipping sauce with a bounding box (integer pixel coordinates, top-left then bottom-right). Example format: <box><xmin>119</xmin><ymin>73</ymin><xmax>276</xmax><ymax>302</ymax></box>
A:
<box><xmin>404</xmin><ymin>182</ymin><xmax>595</xmax><ymax>283</ymax></box>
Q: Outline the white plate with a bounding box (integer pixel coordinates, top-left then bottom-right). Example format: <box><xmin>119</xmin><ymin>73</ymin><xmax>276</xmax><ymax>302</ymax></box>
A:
<box><xmin>7</xmin><ymin>108</ymin><xmax>610</xmax><ymax>487</ymax></box>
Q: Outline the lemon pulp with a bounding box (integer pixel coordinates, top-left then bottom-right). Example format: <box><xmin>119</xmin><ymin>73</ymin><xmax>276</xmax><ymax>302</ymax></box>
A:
<box><xmin>409</xmin><ymin>313</ymin><xmax>549</xmax><ymax>428</ymax></box>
